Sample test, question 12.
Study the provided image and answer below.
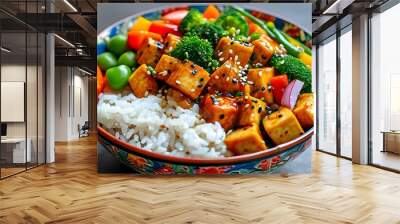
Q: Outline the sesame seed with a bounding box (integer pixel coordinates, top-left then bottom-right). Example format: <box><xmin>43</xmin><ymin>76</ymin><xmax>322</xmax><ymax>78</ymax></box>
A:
<box><xmin>258</xmin><ymin>71</ymin><xmax>262</xmax><ymax>77</ymax></box>
<box><xmin>245</xmin><ymin>104</ymin><xmax>250</xmax><ymax>108</ymax></box>
<box><xmin>226</xmin><ymin>77</ymin><xmax>230</xmax><ymax>81</ymax></box>
<box><xmin>218</xmin><ymin>51</ymin><xmax>223</xmax><ymax>56</ymax></box>
<box><xmin>229</xmin><ymin>49</ymin><xmax>233</xmax><ymax>54</ymax></box>
<box><xmin>176</xmin><ymin>80</ymin><xmax>181</xmax><ymax>85</ymax></box>
<box><xmin>146</xmin><ymin>71</ymin><xmax>151</xmax><ymax>75</ymax></box>
<box><xmin>219</xmin><ymin>57</ymin><xmax>224</xmax><ymax>61</ymax></box>
<box><xmin>244</xmin><ymin>96</ymin><xmax>249</xmax><ymax>99</ymax></box>
<box><xmin>191</xmin><ymin>88</ymin><xmax>195</xmax><ymax>92</ymax></box>
<box><xmin>215</xmin><ymin>75</ymin><xmax>219</xmax><ymax>80</ymax></box>
<box><xmin>159</xmin><ymin>70</ymin><xmax>168</xmax><ymax>76</ymax></box>
<box><xmin>248</xmin><ymin>81</ymin><xmax>254</xmax><ymax>85</ymax></box>
<box><xmin>234</xmin><ymin>55</ymin><xmax>238</xmax><ymax>61</ymax></box>
<box><xmin>144</xmin><ymin>91</ymin><xmax>149</xmax><ymax>97</ymax></box>
<box><xmin>236</xmin><ymin>61</ymin><xmax>240</xmax><ymax>65</ymax></box>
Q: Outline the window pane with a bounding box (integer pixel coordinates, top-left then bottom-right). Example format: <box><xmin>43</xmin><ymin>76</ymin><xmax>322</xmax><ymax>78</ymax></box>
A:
<box><xmin>318</xmin><ymin>35</ymin><xmax>337</xmax><ymax>154</ymax></box>
<box><xmin>371</xmin><ymin>3</ymin><xmax>400</xmax><ymax>171</ymax></box>
<box><xmin>340</xmin><ymin>27</ymin><xmax>352</xmax><ymax>158</ymax></box>
<box><xmin>1</xmin><ymin>14</ymin><xmax>28</xmax><ymax>177</ymax></box>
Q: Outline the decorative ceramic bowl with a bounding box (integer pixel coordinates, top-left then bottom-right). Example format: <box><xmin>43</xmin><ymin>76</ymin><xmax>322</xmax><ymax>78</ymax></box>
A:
<box><xmin>97</xmin><ymin>4</ymin><xmax>313</xmax><ymax>174</ymax></box>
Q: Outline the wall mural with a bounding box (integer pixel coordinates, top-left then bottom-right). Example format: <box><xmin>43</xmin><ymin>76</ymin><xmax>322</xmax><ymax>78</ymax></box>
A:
<box><xmin>96</xmin><ymin>3</ymin><xmax>313</xmax><ymax>175</ymax></box>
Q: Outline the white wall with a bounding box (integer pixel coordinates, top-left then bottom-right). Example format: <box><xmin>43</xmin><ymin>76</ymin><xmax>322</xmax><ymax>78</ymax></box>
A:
<box><xmin>1</xmin><ymin>64</ymin><xmax>46</xmax><ymax>164</ymax></box>
<box><xmin>1</xmin><ymin>65</ymin><xmax>37</xmax><ymax>138</ymax></box>
<box><xmin>54</xmin><ymin>67</ymin><xmax>89</xmax><ymax>141</ymax></box>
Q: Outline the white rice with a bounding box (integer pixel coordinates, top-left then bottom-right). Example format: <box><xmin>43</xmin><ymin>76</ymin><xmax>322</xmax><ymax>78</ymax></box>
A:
<box><xmin>97</xmin><ymin>93</ymin><xmax>227</xmax><ymax>158</ymax></box>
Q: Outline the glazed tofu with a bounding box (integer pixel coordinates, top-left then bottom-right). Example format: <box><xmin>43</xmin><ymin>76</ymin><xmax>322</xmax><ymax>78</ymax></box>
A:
<box><xmin>154</xmin><ymin>54</ymin><xmax>181</xmax><ymax>81</ymax></box>
<box><xmin>247</xmin><ymin>67</ymin><xmax>274</xmax><ymax>104</ymax></box>
<box><xmin>136</xmin><ymin>38</ymin><xmax>164</xmax><ymax>67</ymax></box>
<box><xmin>200</xmin><ymin>94</ymin><xmax>239</xmax><ymax>131</ymax></box>
<box><xmin>251</xmin><ymin>35</ymin><xmax>278</xmax><ymax>66</ymax></box>
<box><xmin>208</xmin><ymin>60</ymin><xmax>245</xmax><ymax>93</ymax></box>
<box><xmin>224</xmin><ymin>125</ymin><xmax>267</xmax><ymax>155</ymax></box>
<box><xmin>164</xmin><ymin>34</ymin><xmax>181</xmax><ymax>54</ymax></box>
<box><xmin>238</xmin><ymin>96</ymin><xmax>267</xmax><ymax>127</ymax></box>
<box><xmin>167</xmin><ymin>88</ymin><xmax>192</xmax><ymax>109</ymax></box>
<box><xmin>262</xmin><ymin>107</ymin><xmax>304</xmax><ymax>145</ymax></box>
<box><xmin>166</xmin><ymin>60</ymin><xmax>210</xmax><ymax>99</ymax></box>
<box><xmin>215</xmin><ymin>37</ymin><xmax>254</xmax><ymax>67</ymax></box>
<box><xmin>293</xmin><ymin>93</ymin><xmax>314</xmax><ymax>129</ymax></box>
<box><xmin>128</xmin><ymin>64</ymin><xmax>158</xmax><ymax>98</ymax></box>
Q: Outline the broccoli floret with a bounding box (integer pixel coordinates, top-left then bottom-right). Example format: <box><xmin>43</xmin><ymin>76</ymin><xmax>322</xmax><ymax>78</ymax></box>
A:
<box><xmin>186</xmin><ymin>23</ymin><xmax>228</xmax><ymax>46</ymax></box>
<box><xmin>269</xmin><ymin>54</ymin><xmax>312</xmax><ymax>93</ymax></box>
<box><xmin>215</xmin><ymin>9</ymin><xmax>249</xmax><ymax>36</ymax></box>
<box><xmin>170</xmin><ymin>36</ymin><xmax>216</xmax><ymax>72</ymax></box>
<box><xmin>179</xmin><ymin>9</ymin><xmax>207</xmax><ymax>33</ymax></box>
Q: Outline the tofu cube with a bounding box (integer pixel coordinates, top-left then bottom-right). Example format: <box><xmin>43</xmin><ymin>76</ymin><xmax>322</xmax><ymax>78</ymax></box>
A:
<box><xmin>251</xmin><ymin>35</ymin><xmax>278</xmax><ymax>66</ymax></box>
<box><xmin>200</xmin><ymin>94</ymin><xmax>239</xmax><ymax>131</ymax></box>
<box><xmin>166</xmin><ymin>60</ymin><xmax>210</xmax><ymax>99</ymax></box>
<box><xmin>167</xmin><ymin>88</ymin><xmax>192</xmax><ymax>109</ymax></box>
<box><xmin>154</xmin><ymin>54</ymin><xmax>181</xmax><ymax>81</ymax></box>
<box><xmin>164</xmin><ymin>34</ymin><xmax>181</xmax><ymax>54</ymax></box>
<box><xmin>224</xmin><ymin>125</ymin><xmax>267</xmax><ymax>155</ymax></box>
<box><xmin>238</xmin><ymin>96</ymin><xmax>267</xmax><ymax>127</ymax></box>
<box><xmin>293</xmin><ymin>93</ymin><xmax>314</xmax><ymax>129</ymax></box>
<box><xmin>128</xmin><ymin>64</ymin><xmax>158</xmax><ymax>98</ymax></box>
<box><xmin>262</xmin><ymin>107</ymin><xmax>304</xmax><ymax>145</ymax></box>
<box><xmin>208</xmin><ymin>60</ymin><xmax>245</xmax><ymax>93</ymax></box>
<box><xmin>247</xmin><ymin>67</ymin><xmax>274</xmax><ymax>104</ymax></box>
<box><xmin>215</xmin><ymin>37</ymin><xmax>254</xmax><ymax>67</ymax></box>
<box><xmin>136</xmin><ymin>38</ymin><xmax>164</xmax><ymax>67</ymax></box>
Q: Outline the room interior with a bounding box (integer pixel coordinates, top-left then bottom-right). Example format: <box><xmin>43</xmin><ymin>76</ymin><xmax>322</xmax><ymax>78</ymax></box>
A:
<box><xmin>0</xmin><ymin>0</ymin><xmax>400</xmax><ymax>222</ymax></box>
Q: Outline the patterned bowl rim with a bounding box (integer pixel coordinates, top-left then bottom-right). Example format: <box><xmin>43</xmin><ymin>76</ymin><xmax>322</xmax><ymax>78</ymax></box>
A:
<box><xmin>97</xmin><ymin>3</ymin><xmax>313</xmax><ymax>166</ymax></box>
<box><xmin>98</xmin><ymin>125</ymin><xmax>313</xmax><ymax>165</ymax></box>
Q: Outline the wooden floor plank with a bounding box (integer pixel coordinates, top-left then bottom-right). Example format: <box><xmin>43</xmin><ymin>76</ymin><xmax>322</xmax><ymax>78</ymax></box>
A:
<box><xmin>0</xmin><ymin>135</ymin><xmax>400</xmax><ymax>224</ymax></box>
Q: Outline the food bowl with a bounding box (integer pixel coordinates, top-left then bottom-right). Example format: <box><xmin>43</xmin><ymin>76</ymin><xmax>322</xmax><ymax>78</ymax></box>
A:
<box><xmin>97</xmin><ymin>4</ymin><xmax>313</xmax><ymax>174</ymax></box>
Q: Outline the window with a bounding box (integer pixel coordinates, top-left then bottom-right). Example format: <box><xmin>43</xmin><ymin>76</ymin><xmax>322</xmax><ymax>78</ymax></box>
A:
<box><xmin>0</xmin><ymin>1</ymin><xmax>47</xmax><ymax>179</ymax></box>
<box><xmin>370</xmin><ymin>3</ymin><xmax>400</xmax><ymax>171</ymax></box>
<box><xmin>317</xmin><ymin>35</ymin><xmax>337</xmax><ymax>154</ymax></box>
<box><xmin>339</xmin><ymin>26</ymin><xmax>352</xmax><ymax>158</ymax></box>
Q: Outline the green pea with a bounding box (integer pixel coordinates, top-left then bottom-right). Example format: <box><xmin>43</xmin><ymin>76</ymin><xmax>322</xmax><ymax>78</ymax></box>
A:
<box><xmin>97</xmin><ymin>52</ymin><xmax>118</xmax><ymax>71</ymax></box>
<box><xmin>107</xmin><ymin>34</ymin><xmax>127</xmax><ymax>56</ymax></box>
<box><xmin>106</xmin><ymin>65</ymin><xmax>132</xmax><ymax>90</ymax></box>
<box><xmin>118</xmin><ymin>51</ymin><xmax>136</xmax><ymax>68</ymax></box>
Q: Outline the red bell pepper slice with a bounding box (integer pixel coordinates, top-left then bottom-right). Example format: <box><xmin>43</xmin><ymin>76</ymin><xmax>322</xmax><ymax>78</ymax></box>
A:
<box><xmin>148</xmin><ymin>22</ymin><xmax>180</xmax><ymax>37</ymax></box>
<box><xmin>270</xmin><ymin>75</ymin><xmax>289</xmax><ymax>103</ymax></box>
<box><xmin>161</xmin><ymin>9</ymin><xmax>188</xmax><ymax>25</ymax></box>
<box><xmin>127</xmin><ymin>31</ymin><xmax>163</xmax><ymax>50</ymax></box>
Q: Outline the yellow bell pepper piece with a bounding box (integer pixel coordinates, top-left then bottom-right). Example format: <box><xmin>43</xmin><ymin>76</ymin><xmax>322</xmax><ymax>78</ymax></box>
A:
<box><xmin>299</xmin><ymin>52</ymin><xmax>312</xmax><ymax>67</ymax></box>
<box><xmin>130</xmin><ymin>16</ymin><xmax>151</xmax><ymax>32</ymax></box>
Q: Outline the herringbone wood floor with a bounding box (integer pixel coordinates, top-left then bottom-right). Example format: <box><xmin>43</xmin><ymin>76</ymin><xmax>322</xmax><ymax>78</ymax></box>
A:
<box><xmin>1</xmin><ymin>135</ymin><xmax>400</xmax><ymax>224</ymax></box>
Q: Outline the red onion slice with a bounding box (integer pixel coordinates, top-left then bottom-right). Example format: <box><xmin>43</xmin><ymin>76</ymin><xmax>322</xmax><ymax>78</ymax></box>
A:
<box><xmin>281</xmin><ymin>80</ymin><xmax>304</xmax><ymax>110</ymax></box>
